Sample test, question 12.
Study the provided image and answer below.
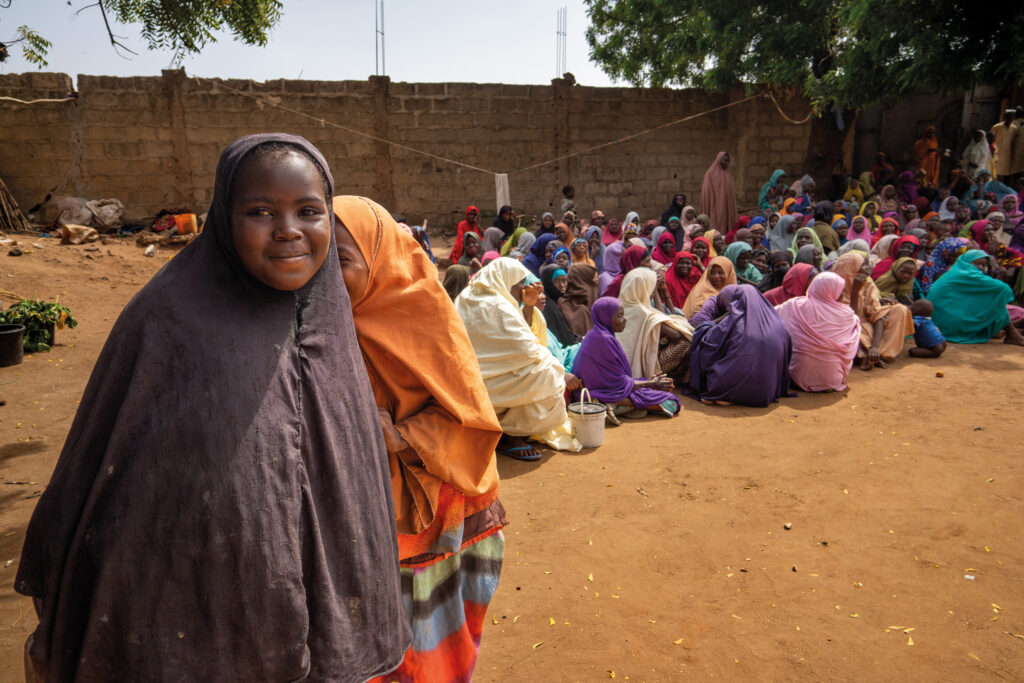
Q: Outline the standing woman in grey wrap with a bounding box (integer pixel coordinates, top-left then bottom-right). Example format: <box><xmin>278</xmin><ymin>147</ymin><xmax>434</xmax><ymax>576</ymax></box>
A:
<box><xmin>16</xmin><ymin>134</ymin><xmax>410</xmax><ymax>682</ymax></box>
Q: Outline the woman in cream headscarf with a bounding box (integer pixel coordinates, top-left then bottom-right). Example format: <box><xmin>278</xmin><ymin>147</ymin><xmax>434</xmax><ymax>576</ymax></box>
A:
<box><xmin>616</xmin><ymin>268</ymin><xmax>695</xmax><ymax>383</ymax></box>
<box><xmin>455</xmin><ymin>258</ymin><xmax>581</xmax><ymax>459</ymax></box>
<box><xmin>830</xmin><ymin>251</ymin><xmax>915</xmax><ymax>370</ymax></box>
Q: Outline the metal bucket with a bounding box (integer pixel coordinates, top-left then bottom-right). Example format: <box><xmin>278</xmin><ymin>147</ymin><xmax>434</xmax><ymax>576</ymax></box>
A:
<box><xmin>568</xmin><ymin>388</ymin><xmax>606</xmax><ymax>448</ymax></box>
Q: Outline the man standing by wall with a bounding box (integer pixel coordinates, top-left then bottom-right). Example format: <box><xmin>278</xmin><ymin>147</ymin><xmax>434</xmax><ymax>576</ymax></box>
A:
<box><xmin>991</xmin><ymin>109</ymin><xmax>1016</xmax><ymax>183</ymax></box>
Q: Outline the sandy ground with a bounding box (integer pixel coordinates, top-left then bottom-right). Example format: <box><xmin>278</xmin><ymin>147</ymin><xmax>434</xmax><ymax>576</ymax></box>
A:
<box><xmin>1</xmin><ymin>236</ymin><xmax>1024</xmax><ymax>681</ymax></box>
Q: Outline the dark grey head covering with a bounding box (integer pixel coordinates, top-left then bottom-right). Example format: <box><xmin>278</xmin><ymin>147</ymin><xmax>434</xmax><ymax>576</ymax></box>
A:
<box><xmin>17</xmin><ymin>133</ymin><xmax>409</xmax><ymax>681</ymax></box>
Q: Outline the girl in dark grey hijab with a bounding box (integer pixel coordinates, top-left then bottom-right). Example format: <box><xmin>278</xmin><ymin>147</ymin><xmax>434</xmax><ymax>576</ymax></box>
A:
<box><xmin>17</xmin><ymin>134</ymin><xmax>409</xmax><ymax>682</ymax></box>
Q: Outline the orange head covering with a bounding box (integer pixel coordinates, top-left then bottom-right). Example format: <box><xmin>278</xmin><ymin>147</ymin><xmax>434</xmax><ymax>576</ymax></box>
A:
<box><xmin>332</xmin><ymin>196</ymin><xmax>502</xmax><ymax>559</ymax></box>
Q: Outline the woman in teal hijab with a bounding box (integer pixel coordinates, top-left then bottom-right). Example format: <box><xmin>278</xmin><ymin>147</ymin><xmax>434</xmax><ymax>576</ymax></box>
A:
<box><xmin>927</xmin><ymin>250</ymin><xmax>1024</xmax><ymax>345</ymax></box>
<box><xmin>724</xmin><ymin>241</ymin><xmax>763</xmax><ymax>285</ymax></box>
<box><xmin>759</xmin><ymin>169</ymin><xmax>786</xmax><ymax>211</ymax></box>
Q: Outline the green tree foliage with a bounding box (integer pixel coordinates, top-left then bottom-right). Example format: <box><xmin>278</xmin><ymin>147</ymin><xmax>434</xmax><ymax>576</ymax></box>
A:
<box><xmin>585</xmin><ymin>0</ymin><xmax>1024</xmax><ymax>112</ymax></box>
<box><xmin>1</xmin><ymin>25</ymin><xmax>53</xmax><ymax>66</ymax></box>
<box><xmin>1</xmin><ymin>0</ymin><xmax>282</xmax><ymax>67</ymax></box>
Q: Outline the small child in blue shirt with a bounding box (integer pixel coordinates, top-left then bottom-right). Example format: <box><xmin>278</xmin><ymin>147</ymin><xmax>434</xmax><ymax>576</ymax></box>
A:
<box><xmin>909</xmin><ymin>299</ymin><xmax>946</xmax><ymax>358</ymax></box>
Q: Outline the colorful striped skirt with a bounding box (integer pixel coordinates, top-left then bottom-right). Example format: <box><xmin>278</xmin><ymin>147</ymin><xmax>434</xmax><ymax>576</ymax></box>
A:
<box><xmin>373</xmin><ymin>530</ymin><xmax>504</xmax><ymax>683</ymax></box>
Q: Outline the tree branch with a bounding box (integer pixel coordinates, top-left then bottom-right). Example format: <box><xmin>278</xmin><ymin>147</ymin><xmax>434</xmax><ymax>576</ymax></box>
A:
<box><xmin>78</xmin><ymin>0</ymin><xmax>138</xmax><ymax>58</ymax></box>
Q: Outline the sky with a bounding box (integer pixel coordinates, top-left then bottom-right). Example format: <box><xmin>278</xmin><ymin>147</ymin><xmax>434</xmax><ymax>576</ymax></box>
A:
<box><xmin>1</xmin><ymin>0</ymin><xmax>620</xmax><ymax>88</ymax></box>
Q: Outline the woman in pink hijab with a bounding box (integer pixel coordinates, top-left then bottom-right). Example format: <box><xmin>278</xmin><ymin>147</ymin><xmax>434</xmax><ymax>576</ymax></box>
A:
<box><xmin>700</xmin><ymin>151</ymin><xmax>738</xmax><ymax>233</ymax></box>
<box><xmin>774</xmin><ymin>271</ymin><xmax>861</xmax><ymax>392</ymax></box>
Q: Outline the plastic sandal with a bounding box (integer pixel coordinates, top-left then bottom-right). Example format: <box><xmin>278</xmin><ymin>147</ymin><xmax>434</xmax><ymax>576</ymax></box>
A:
<box><xmin>497</xmin><ymin>445</ymin><xmax>542</xmax><ymax>462</ymax></box>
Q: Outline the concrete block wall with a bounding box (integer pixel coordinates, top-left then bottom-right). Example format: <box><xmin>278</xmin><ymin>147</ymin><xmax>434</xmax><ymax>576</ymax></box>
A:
<box><xmin>1</xmin><ymin>70</ymin><xmax>814</xmax><ymax>233</ymax></box>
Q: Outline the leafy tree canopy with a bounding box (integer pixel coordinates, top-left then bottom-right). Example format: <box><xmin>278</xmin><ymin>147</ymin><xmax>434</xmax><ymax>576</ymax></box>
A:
<box><xmin>585</xmin><ymin>0</ymin><xmax>1024</xmax><ymax>112</ymax></box>
<box><xmin>1</xmin><ymin>0</ymin><xmax>282</xmax><ymax>67</ymax></box>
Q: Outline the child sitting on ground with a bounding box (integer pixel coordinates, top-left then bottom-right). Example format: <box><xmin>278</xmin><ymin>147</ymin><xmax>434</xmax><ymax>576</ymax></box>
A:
<box><xmin>909</xmin><ymin>299</ymin><xmax>946</xmax><ymax>358</ymax></box>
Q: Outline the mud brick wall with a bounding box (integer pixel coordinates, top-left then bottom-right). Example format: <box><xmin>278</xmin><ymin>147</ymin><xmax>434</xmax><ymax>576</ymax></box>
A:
<box><xmin>1</xmin><ymin>70</ymin><xmax>815</xmax><ymax>233</ymax></box>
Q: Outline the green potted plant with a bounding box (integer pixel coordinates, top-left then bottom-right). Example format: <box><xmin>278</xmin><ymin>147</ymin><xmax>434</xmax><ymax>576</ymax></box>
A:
<box><xmin>0</xmin><ymin>298</ymin><xmax>78</xmax><ymax>352</ymax></box>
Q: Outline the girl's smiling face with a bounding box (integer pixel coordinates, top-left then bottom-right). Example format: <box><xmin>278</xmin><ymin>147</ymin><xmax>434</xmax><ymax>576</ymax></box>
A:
<box><xmin>231</xmin><ymin>147</ymin><xmax>332</xmax><ymax>291</ymax></box>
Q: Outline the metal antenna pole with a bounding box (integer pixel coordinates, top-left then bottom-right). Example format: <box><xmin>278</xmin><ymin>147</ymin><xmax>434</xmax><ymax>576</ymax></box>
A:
<box><xmin>374</xmin><ymin>0</ymin><xmax>379</xmax><ymax>76</ymax></box>
<box><xmin>562</xmin><ymin>6</ymin><xmax>567</xmax><ymax>75</ymax></box>
<box><xmin>381</xmin><ymin>0</ymin><xmax>386</xmax><ymax>77</ymax></box>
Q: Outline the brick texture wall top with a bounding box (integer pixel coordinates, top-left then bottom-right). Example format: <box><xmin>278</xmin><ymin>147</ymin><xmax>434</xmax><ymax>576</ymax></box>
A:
<box><xmin>1</xmin><ymin>70</ymin><xmax>814</xmax><ymax>233</ymax></box>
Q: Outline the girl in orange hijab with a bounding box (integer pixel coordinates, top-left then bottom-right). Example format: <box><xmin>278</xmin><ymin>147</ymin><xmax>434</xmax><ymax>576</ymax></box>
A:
<box><xmin>333</xmin><ymin>196</ymin><xmax>505</xmax><ymax>681</ymax></box>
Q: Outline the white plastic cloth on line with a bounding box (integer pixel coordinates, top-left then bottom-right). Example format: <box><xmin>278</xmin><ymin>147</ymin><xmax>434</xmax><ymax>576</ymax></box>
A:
<box><xmin>495</xmin><ymin>174</ymin><xmax>510</xmax><ymax>212</ymax></box>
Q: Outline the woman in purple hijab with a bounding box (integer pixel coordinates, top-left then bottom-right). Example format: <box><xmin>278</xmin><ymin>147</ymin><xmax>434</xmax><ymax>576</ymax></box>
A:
<box><xmin>572</xmin><ymin>297</ymin><xmax>681</xmax><ymax>418</ymax></box>
<box><xmin>598</xmin><ymin>240</ymin><xmax>625</xmax><ymax>294</ymax></box>
<box><xmin>521</xmin><ymin>232</ymin><xmax>558</xmax><ymax>276</ymax></box>
<box><xmin>686</xmin><ymin>284</ymin><xmax>792</xmax><ymax>407</ymax></box>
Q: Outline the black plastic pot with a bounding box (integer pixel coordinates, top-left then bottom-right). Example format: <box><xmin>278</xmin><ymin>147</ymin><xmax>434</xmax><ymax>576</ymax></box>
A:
<box><xmin>0</xmin><ymin>323</ymin><xmax>25</xmax><ymax>367</ymax></box>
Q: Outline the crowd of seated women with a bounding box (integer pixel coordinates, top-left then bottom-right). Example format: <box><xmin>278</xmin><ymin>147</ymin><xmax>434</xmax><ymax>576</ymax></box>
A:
<box><xmin>411</xmin><ymin>157</ymin><xmax>1024</xmax><ymax>461</ymax></box>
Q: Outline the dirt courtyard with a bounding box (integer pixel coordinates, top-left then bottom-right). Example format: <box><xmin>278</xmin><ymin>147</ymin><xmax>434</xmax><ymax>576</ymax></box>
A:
<box><xmin>1</xmin><ymin>237</ymin><xmax>1023</xmax><ymax>681</ymax></box>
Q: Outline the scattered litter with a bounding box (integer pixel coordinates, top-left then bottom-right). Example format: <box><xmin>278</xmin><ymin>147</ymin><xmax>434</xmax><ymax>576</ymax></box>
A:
<box><xmin>587</xmin><ymin>573</ymin><xmax>594</xmax><ymax>582</ymax></box>
<box><xmin>548</xmin><ymin>617</ymin><xmax>555</xmax><ymax>626</ymax></box>
<box><xmin>144</xmin><ymin>245</ymin><xmax>156</xmax><ymax>257</ymax></box>
<box><xmin>673</xmin><ymin>638</ymin><xmax>683</xmax><ymax>645</ymax></box>
<box><xmin>513</xmin><ymin>615</ymin><xmax>520</xmax><ymax>623</ymax></box>
<box><xmin>1006</xmin><ymin>632</ymin><xmax>1024</xmax><ymax>642</ymax></box>
<box><xmin>964</xmin><ymin>575</ymin><xmax>975</xmax><ymax>581</ymax></box>
<box><xmin>532</xmin><ymin>641</ymin><xmax>544</xmax><ymax>650</ymax></box>
<box><xmin>784</xmin><ymin>523</ymin><xmax>792</xmax><ymax>530</ymax></box>
<box><xmin>935</xmin><ymin>371</ymin><xmax>944</xmax><ymax>377</ymax></box>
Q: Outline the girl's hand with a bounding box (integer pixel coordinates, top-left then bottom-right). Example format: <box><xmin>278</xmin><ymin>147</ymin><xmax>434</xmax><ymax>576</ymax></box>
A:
<box><xmin>377</xmin><ymin>409</ymin><xmax>410</xmax><ymax>453</ymax></box>
<box><xmin>522</xmin><ymin>283</ymin><xmax>542</xmax><ymax>307</ymax></box>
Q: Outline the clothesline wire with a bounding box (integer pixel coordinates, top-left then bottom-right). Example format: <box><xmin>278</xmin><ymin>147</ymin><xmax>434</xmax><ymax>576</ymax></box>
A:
<box><xmin>766</xmin><ymin>91</ymin><xmax>814</xmax><ymax>125</ymax></box>
<box><xmin>2</xmin><ymin>76</ymin><xmax>816</xmax><ymax>178</ymax></box>
<box><xmin>188</xmin><ymin>75</ymin><xmax>811</xmax><ymax>179</ymax></box>
<box><xmin>508</xmin><ymin>92</ymin><xmax>766</xmax><ymax>175</ymax></box>
<box><xmin>189</xmin><ymin>74</ymin><xmax>499</xmax><ymax>176</ymax></box>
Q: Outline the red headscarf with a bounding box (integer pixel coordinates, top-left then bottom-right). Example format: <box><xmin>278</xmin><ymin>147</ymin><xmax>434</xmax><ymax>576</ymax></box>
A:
<box><xmin>763</xmin><ymin>263</ymin><xmax>816</xmax><ymax>306</ymax></box>
<box><xmin>725</xmin><ymin>215</ymin><xmax>751</xmax><ymax>245</ymax></box>
<box><xmin>870</xmin><ymin>234</ymin><xmax>920</xmax><ymax>279</ymax></box>
<box><xmin>689</xmin><ymin>236</ymin><xmax>713</xmax><ymax>267</ymax></box>
<box><xmin>968</xmin><ymin>220</ymin><xmax>991</xmax><ymax>248</ymax></box>
<box><xmin>652</xmin><ymin>231</ymin><xmax>677</xmax><ymax>265</ymax></box>
<box><xmin>664</xmin><ymin>251</ymin><xmax>702</xmax><ymax>308</ymax></box>
<box><xmin>870</xmin><ymin>217</ymin><xmax>900</xmax><ymax>246</ymax></box>
<box><xmin>602</xmin><ymin>217</ymin><xmax>623</xmax><ymax>246</ymax></box>
<box><xmin>448</xmin><ymin>205</ymin><xmax>482</xmax><ymax>262</ymax></box>
<box><xmin>604</xmin><ymin>244</ymin><xmax>648</xmax><ymax>298</ymax></box>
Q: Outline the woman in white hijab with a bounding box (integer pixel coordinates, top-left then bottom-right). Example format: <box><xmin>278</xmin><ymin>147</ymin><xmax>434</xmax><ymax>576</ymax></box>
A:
<box><xmin>455</xmin><ymin>258</ymin><xmax>580</xmax><ymax>459</ymax></box>
<box><xmin>615</xmin><ymin>268</ymin><xmax>694</xmax><ymax>382</ymax></box>
<box><xmin>962</xmin><ymin>129</ymin><xmax>992</xmax><ymax>180</ymax></box>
